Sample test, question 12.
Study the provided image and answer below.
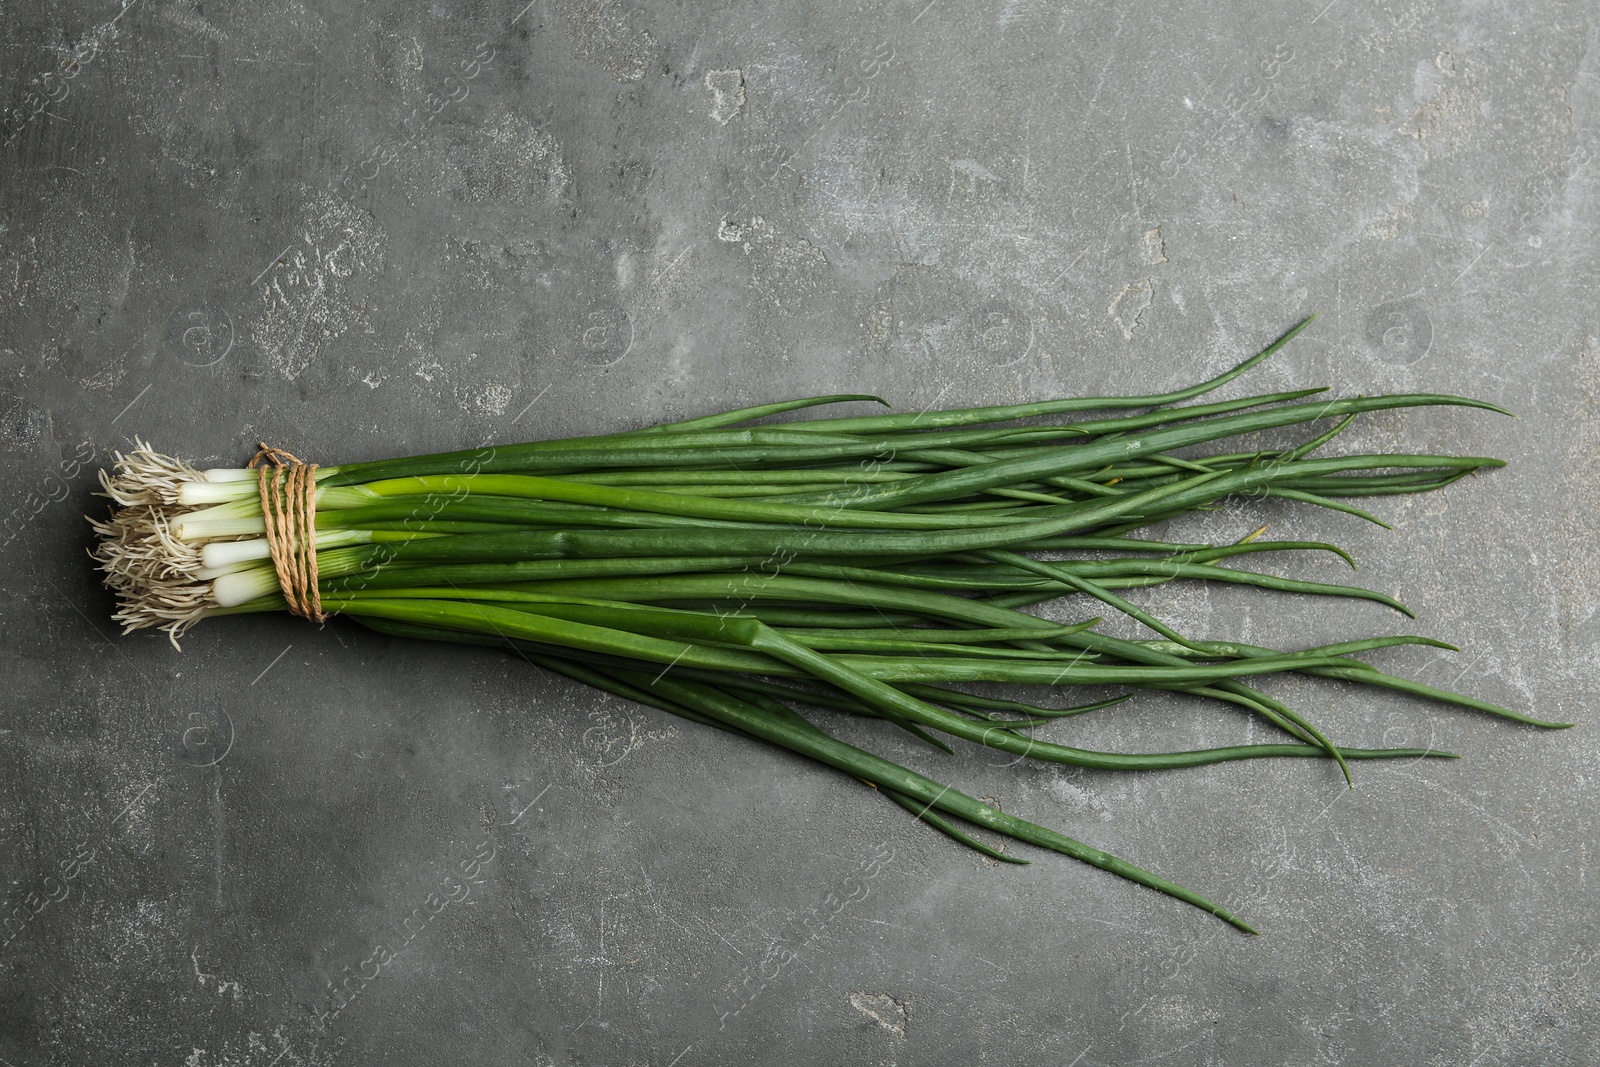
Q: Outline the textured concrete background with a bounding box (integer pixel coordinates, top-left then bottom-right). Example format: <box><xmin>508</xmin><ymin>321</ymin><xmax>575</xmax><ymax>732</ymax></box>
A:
<box><xmin>2</xmin><ymin>0</ymin><xmax>1597</xmax><ymax>1063</ymax></box>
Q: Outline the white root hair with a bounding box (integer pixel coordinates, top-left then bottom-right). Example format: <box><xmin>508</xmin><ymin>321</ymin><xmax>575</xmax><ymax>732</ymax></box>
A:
<box><xmin>89</xmin><ymin>440</ymin><xmax>251</xmax><ymax>648</ymax></box>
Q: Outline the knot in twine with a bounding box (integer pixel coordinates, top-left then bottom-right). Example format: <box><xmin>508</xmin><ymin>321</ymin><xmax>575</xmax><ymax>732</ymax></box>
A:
<box><xmin>248</xmin><ymin>444</ymin><xmax>325</xmax><ymax>623</ymax></box>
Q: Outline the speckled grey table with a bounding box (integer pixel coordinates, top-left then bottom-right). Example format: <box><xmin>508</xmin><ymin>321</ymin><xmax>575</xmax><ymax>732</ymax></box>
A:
<box><xmin>3</xmin><ymin>1</ymin><xmax>1597</xmax><ymax>1064</ymax></box>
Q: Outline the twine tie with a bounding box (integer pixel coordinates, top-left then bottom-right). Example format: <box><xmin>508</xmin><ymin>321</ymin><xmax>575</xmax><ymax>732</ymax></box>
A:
<box><xmin>248</xmin><ymin>444</ymin><xmax>325</xmax><ymax>623</ymax></box>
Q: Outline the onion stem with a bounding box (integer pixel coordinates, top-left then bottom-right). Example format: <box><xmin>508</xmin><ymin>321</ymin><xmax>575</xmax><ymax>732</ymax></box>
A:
<box><xmin>89</xmin><ymin>319</ymin><xmax>1549</xmax><ymax>931</ymax></box>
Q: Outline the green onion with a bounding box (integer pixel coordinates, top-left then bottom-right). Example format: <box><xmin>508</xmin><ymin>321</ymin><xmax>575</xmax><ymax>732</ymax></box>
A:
<box><xmin>90</xmin><ymin>318</ymin><xmax>1562</xmax><ymax>933</ymax></box>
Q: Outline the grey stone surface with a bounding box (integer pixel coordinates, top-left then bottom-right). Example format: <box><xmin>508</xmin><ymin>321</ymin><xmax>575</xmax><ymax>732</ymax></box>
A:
<box><xmin>2</xmin><ymin>0</ymin><xmax>1597</xmax><ymax>1064</ymax></box>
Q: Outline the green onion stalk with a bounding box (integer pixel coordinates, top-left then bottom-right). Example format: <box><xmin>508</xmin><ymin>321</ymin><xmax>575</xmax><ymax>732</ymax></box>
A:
<box><xmin>89</xmin><ymin>318</ymin><xmax>1564</xmax><ymax>933</ymax></box>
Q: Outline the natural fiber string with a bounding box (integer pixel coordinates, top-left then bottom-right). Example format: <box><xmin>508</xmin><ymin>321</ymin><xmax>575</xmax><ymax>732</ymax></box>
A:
<box><xmin>248</xmin><ymin>444</ymin><xmax>326</xmax><ymax>623</ymax></box>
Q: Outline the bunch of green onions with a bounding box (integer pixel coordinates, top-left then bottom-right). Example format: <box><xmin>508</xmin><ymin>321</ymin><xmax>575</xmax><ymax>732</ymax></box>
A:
<box><xmin>91</xmin><ymin>319</ymin><xmax>1562</xmax><ymax>932</ymax></box>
